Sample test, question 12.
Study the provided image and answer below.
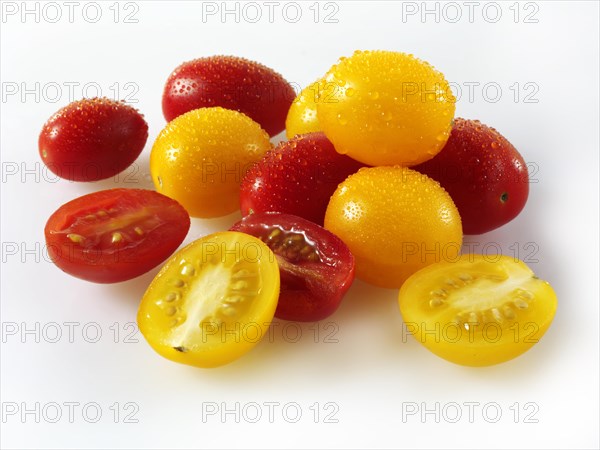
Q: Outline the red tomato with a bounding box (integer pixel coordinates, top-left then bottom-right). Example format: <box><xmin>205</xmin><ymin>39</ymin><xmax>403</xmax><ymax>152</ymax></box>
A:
<box><xmin>39</xmin><ymin>98</ymin><xmax>148</xmax><ymax>182</ymax></box>
<box><xmin>45</xmin><ymin>189</ymin><xmax>190</xmax><ymax>283</ymax></box>
<box><xmin>414</xmin><ymin>118</ymin><xmax>529</xmax><ymax>234</ymax></box>
<box><xmin>230</xmin><ymin>212</ymin><xmax>355</xmax><ymax>322</ymax></box>
<box><xmin>162</xmin><ymin>56</ymin><xmax>296</xmax><ymax>136</ymax></box>
<box><xmin>239</xmin><ymin>132</ymin><xmax>364</xmax><ymax>225</ymax></box>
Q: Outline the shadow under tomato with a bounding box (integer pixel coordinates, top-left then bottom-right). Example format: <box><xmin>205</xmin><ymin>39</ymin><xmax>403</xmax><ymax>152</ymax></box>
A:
<box><xmin>84</xmin><ymin>152</ymin><xmax>156</xmax><ymax>193</ymax></box>
<box><xmin>96</xmin><ymin>265</ymin><xmax>162</xmax><ymax>316</ymax></box>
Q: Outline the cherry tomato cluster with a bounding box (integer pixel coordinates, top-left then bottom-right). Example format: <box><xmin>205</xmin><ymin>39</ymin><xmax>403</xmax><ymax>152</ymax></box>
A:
<box><xmin>41</xmin><ymin>51</ymin><xmax>556</xmax><ymax>369</ymax></box>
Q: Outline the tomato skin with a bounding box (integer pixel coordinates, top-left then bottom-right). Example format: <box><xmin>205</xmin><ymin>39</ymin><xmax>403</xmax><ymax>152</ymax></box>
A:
<box><xmin>414</xmin><ymin>118</ymin><xmax>529</xmax><ymax>234</ymax></box>
<box><xmin>39</xmin><ymin>98</ymin><xmax>148</xmax><ymax>181</ymax></box>
<box><xmin>45</xmin><ymin>189</ymin><xmax>190</xmax><ymax>283</ymax></box>
<box><xmin>162</xmin><ymin>56</ymin><xmax>296</xmax><ymax>136</ymax></box>
<box><xmin>231</xmin><ymin>213</ymin><xmax>355</xmax><ymax>322</ymax></box>
<box><xmin>325</xmin><ymin>167</ymin><xmax>463</xmax><ymax>289</ymax></box>
<box><xmin>240</xmin><ymin>132</ymin><xmax>364</xmax><ymax>225</ymax></box>
<box><xmin>398</xmin><ymin>254</ymin><xmax>557</xmax><ymax>366</ymax></box>
<box><xmin>138</xmin><ymin>231</ymin><xmax>280</xmax><ymax>368</ymax></box>
<box><xmin>150</xmin><ymin>107</ymin><xmax>272</xmax><ymax>218</ymax></box>
<box><xmin>285</xmin><ymin>81</ymin><xmax>322</xmax><ymax>138</ymax></box>
<box><xmin>316</xmin><ymin>50</ymin><xmax>455</xmax><ymax>166</ymax></box>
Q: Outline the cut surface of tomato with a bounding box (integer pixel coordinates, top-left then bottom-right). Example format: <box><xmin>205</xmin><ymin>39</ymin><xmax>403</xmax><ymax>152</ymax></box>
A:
<box><xmin>137</xmin><ymin>231</ymin><xmax>280</xmax><ymax>368</ymax></box>
<box><xmin>45</xmin><ymin>189</ymin><xmax>190</xmax><ymax>283</ymax></box>
<box><xmin>231</xmin><ymin>213</ymin><xmax>354</xmax><ymax>322</ymax></box>
<box><xmin>398</xmin><ymin>254</ymin><xmax>557</xmax><ymax>366</ymax></box>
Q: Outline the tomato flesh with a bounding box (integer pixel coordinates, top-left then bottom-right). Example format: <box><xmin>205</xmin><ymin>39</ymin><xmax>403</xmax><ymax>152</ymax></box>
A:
<box><xmin>231</xmin><ymin>213</ymin><xmax>355</xmax><ymax>322</ymax></box>
<box><xmin>45</xmin><ymin>189</ymin><xmax>190</xmax><ymax>283</ymax></box>
<box><xmin>137</xmin><ymin>231</ymin><xmax>280</xmax><ymax>368</ymax></box>
<box><xmin>398</xmin><ymin>254</ymin><xmax>557</xmax><ymax>366</ymax></box>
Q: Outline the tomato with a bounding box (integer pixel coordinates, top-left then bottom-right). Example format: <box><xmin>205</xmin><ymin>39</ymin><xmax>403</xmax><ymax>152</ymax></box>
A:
<box><xmin>239</xmin><ymin>132</ymin><xmax>364</xmax><ymax>225</ymax></box>
<box><xmin>162</xmin><ymin>56</ymin><xmax>296</xmax><ymax>136</ymax></box>
<box><xmin>137</xmin><ymin>231</ymin><xmax>280</xmax><ymax>368</ymax></box>
<box><xmin>324</xmin><ymin>167</ymin><xmax>462</xmax><ymax>288</ymax></box>
<box><xmin>39</xmin><ymin>98</ymin><xmax>148</xmax><ymax>181</ymax></box>
<box><xmin>398</xmin><ymin>254</ymin><xmax>557</xmax><ymax>366</ymax></box>
<box><xmin>45</xmin><ymin>189</ymin><xmax>190</xmax><ymax>283</ymax></box>
<box><xmin>316</xmin><ymin>50</ymin><xmax>455</xmax><ymax>166</ymax></box>
<box><xmin>285</xmin><ymin>80</ymin><xmax>322</xmax><ymax>138</ymax></box>
<box><xmin>231</xmin><ymin>213</ymin><xmax>354</xmax><ymax>322</ymax></box>
<box><xmin>413</xmin><ymin>118</ymin><xmax>529</xmax><ymax>234</ymax></box>
<box><xmin>150</xmin><ymin>107</ymin><xmax>272</xmax><ymax>218</ymax></box>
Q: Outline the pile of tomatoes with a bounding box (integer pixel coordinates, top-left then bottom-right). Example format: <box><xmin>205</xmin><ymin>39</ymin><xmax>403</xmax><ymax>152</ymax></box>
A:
<box><xmin>41</xmin><ymin>52</ymin><xmax>557</xmax><ymax>368</ymax></box>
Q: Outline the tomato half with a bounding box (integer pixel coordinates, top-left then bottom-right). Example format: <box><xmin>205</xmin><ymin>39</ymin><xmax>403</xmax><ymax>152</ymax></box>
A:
<box><xmin>231</xmin><ymin>213</ymin><xmax>355</xmax><ymax>322</ymax></box>
<box><xmin>45</xmin><ymin>189</ymin><xmax>190</xmax><ymax>283</ymax></box>
<box><xmin>398</xmin><ymin>254</ymin><xmax>557</xmax><ymax>366</ymax></box>
<box><xmin>137</xmin><ymin>231</ymin><xmax>280</xmax><ymax>368</ymax></box>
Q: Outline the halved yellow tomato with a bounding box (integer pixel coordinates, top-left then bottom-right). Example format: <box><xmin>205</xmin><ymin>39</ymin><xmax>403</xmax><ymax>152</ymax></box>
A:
<box><xmin>398</xmin><ymin>254</ymin><xmax>557</xmax><ymax>366</ymax></box>
<box><xmin>138</xmin><ymin>231</ymin><xmax>280</xmax><ymax>368</ymax></box>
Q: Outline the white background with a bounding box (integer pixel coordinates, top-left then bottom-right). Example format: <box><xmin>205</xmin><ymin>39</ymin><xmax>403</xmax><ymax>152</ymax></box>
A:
<box><xmin>1</xmin><ymin>1</ymin><xmax>599</xmax><ymax>449</ymax></box>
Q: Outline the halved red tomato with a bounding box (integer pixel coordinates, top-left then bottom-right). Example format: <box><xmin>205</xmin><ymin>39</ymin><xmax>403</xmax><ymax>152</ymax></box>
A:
<box><xmin>45</xmin><ymin>189</ymin><xmax>190</xmax><ymax>283</ymax></box>
<box><xmin>231</xmin><ymin>212</ymin><xmax>355</xmax><ymax>321</ymax></box>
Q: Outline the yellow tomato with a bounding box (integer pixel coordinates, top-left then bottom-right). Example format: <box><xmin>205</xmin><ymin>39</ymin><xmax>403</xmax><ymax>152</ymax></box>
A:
<box><xmin>317</xmin><ymin>50</ymin><xmax>456</xmax><ymax>166</ymax></box>
<box><xmin>324</xmin><ymin>166</ymin><xmax>462</xmax><ymax>288</ymax></box>
<box><xmin>138</xmin><ymin>231</ymin><xmax>280</xmax><ymax>368</ymax></box>
<box><xmin>150</xmin><ymin>107</ymin><xmax>272</xmax><ymax>218</ymax></box>
<box><xmin>398</xmin><ymin>254</ymin><xmax>558</xmax><ymax>366</ymax></box>
<box><xmin>285</xmin><ymin>80</ymin><xmax>322</xmax><ymax>138</ymax></box>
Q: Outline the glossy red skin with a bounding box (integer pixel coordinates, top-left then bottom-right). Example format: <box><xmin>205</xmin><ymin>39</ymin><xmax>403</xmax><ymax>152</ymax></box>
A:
<box><xmin>39</xmin><ymin>98</ymin><xmax>148</xmax><ymax>182</ymax></box>
<box><xmin>414</xmin><ymin>118</ymin><xmax>529</xmax><ymax>234</ymax></box>
<box><xmin>240</xmin><ymin>132</ymin><xmax>364</xmax><ymax>225</ymax></box>
<box><xmin>162</xmin><ymin>56</ymin><xmax>295</xmax><ymax>136</ymax></box>
<box><xmin>230</xmin><ymin>213</ymin><xmax>355</xmax><ymax>322</ymax></box>
<box><xmin>45</xmin><ymin>189</ymin><xmax>190</xmax><ymax>283</ymax></box>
